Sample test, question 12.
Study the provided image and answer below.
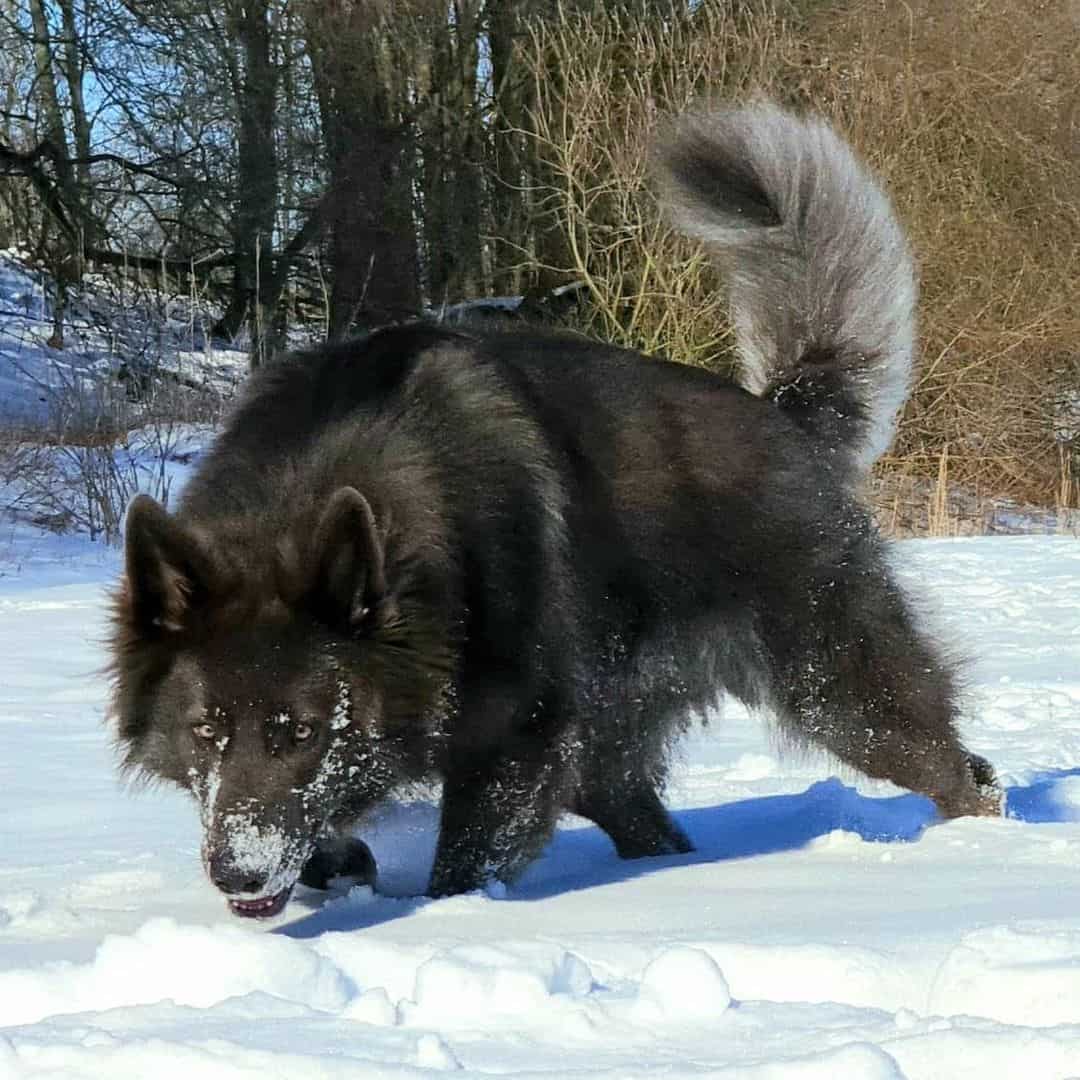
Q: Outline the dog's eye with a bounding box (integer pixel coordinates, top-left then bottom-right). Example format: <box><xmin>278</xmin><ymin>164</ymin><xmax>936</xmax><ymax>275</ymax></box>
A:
<box><xmin>294</xmin><ymin>722</ymin><xmax>314</xmax><ymax>742</ymax></box>
<box><xmin>192</xmin><ymin>723</ymin><xmax>217</xmax><ymax>741</ymax></box>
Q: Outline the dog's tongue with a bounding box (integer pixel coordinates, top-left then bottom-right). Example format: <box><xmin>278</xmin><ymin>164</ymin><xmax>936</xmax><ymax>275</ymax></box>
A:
<box><xmin>228</xmin><ymin>887</ymin><xmax>292</xmax><ymax>919</ymax></box>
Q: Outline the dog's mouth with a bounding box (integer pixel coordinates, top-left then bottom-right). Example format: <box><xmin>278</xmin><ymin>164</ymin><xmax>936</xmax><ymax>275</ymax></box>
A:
<box><xmin>226</xmin><ymin>886</ymin><xmax>293</xmax><ymax>919</ymax></box>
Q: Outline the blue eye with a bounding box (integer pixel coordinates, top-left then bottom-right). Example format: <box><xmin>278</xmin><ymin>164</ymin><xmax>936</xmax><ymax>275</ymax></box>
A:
<box><xmin>193</xmin><ymin>723</ymin><xmax>216</xmax><ymax>741</ymax></box>
<box><xmin>295</xmin><ymin>722</ymin><xmax>314</xmax><ymax>742</ymax></box>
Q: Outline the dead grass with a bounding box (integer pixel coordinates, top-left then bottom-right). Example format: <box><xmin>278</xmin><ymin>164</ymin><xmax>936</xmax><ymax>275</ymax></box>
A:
<box><xmin>868</xmin><ymin>454</ymin><xmax>1080</xmax><ymax>538</ymax></box>
<box><xmin>796</xmin><ymin>0</ymin><xmax>1080</xmax><ymax>512</ymax></box>
<box><xmin>516</xmin><ymin>0</ymin><xmax>1080</xmax><ymax>527</ymax></box>
<box><xmin>520</xmin><ymin>0</ymin><xmax>799</xmax><ymax>369</ymax></box>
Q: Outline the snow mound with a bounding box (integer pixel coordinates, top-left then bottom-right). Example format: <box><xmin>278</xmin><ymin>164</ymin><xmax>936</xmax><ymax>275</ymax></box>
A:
<box><xmin>634</xmin><ymin>946</ymin><xmax>732</xmax><ymax>1020</ymax></box>
<box><xmin>0</xmin><ymin>918</ymin><xmax>352</xmax><ymax>1027</ymax></box>
<box><xmin>414</xmin><ymin>1033</ymin><xmax>462</xmax><ymax>1070</ymax></box>
<box><xmin>931</xmin><ymin>924</ymin><xmax>1080</xmax><ymax>1026</ymax></box>
<box><xmin>342</xmin><ymin>986</ymin><xmax>397</xmax><ymax>1025</ymax></box>
<box><xmin>401</xmin><ymin>942</ymin><xmax>594</xmax><ymax>1028</ymax></box>
<box><xmin>685</xmin><ymin>941</ymin><xmax>918</xmax><ymax>1014</ymax></box>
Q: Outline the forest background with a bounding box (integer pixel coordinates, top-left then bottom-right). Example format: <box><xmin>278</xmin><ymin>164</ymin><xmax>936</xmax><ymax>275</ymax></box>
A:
<box><xmin>0</xmin><ymin>0</ymin><xmax>1077</xmax><ymax>532</ymax></box>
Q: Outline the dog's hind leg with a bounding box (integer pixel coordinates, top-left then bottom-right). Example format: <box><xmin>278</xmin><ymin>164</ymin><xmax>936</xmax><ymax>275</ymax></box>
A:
<box><xmin>760</xmin><ymin>548</ymin><xmax>1001</xmax><ymax>820</ymax></box>
<box><xmin>570</xmin><ymin>688</ymin><xmax>693</xmax><ymax>858</ymax></box>
<box><xmin>572</xmin><ymin>770</ymin><xmax>693</xmax><ymax>858</ymax></box>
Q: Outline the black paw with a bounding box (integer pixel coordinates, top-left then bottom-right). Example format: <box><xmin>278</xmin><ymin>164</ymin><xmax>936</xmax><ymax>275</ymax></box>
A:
<box><xmin>300</xmin><ymin>838</ymin><xmax>377</xmax><ymax>891</ymax></box>
<box><xmin>967</xmin><ymin>752</ymin><xmax>998</xmax><ymax>790</ymax></box>
<box><xmin>613</xmin><ymin>825</ymin><xmax>695</xmax><ymax>860</ymax></box>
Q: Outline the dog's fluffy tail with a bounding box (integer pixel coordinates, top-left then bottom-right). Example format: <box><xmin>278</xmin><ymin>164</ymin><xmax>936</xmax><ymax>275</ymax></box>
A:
<box><xmin>657</xmin><ymin>103</ymin><xmax>916</xmax><ymax>474</ymax></box>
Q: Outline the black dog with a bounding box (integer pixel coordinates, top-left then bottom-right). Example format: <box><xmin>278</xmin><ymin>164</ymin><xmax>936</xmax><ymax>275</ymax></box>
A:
<box><xmin>110</xmin><ymin>103</ymin><xmax>999</xmax><ymax>918</ymax></box>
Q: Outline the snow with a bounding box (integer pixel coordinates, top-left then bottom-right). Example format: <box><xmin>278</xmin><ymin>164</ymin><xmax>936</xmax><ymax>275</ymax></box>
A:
<box><xmin>634</xmin><ymin>946</ymin><xmax>732</xmax><ymax>1020</ymax></box>
<box><xmin>0</xmin><ymin>528</ymin><xmax>1078</xmax><ymax>1078</ymax></box>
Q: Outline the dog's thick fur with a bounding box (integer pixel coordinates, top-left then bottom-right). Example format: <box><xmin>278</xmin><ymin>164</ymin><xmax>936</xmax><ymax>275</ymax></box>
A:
<box><xmin>110</xmin><ymin>103</ymin><xmax>999</xmax><ymax>915</ymax></box>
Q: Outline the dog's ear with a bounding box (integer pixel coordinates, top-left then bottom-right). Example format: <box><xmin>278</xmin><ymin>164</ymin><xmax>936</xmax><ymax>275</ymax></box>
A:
<box><xmin>309</xmin><ymin>487</ymin><xmax>387</xmax><ymax>632</ymax></box>
<box><xmin>123</xmin><ymin>495</ymin><xmax>220</xmax><ymax>633</ymax></box>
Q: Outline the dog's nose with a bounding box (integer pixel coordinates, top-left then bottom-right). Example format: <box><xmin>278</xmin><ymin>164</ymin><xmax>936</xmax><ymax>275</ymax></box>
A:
<box><xmin>208</xmin><ymin>854</ymin><xmax>266</xmax><ymax>896</ymax></box>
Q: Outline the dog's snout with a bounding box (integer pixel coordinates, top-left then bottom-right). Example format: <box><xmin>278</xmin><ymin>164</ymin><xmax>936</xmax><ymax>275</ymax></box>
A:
<box><xmin>208</xmin><ymin>854</ymin><xmax>266</xmax><ymax>896</ymax></box>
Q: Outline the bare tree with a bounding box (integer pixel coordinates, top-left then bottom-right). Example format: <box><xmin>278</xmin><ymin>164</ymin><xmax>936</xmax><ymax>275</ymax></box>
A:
<box><xmin>418</xmin><ymin>0</ymin><xmax>485</xmax><ymax>304</ymax></box>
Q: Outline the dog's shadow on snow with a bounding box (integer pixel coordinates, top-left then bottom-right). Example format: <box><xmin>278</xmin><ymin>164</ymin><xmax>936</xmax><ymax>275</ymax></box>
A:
<box><xmin>278</xmin><ymin>769</ymin><xmax>1080</xmax><ymax>939</ymax></box>
<box><xmin>1003</xmin><ymin>766</ymin><xmax>1080</xmax><ymax>824</ymax></box>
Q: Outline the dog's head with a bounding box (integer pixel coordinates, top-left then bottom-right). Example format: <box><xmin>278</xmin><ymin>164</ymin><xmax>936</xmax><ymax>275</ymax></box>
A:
<box><xmin>110</xmin><ymin>488</ymin><xmax>447</xmax><ymax>917</ymax></box>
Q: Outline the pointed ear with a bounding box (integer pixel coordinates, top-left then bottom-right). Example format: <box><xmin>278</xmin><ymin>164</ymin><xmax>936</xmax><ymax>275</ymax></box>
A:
<box><xmin>309</xmin><ymin>487</ymin><xmax>387</xmax><ymax>631</ymax></box>
<box><xmin>123</xmin><ymin>495</ymin><xmax>220</xmax><ymax>633</ymax></box>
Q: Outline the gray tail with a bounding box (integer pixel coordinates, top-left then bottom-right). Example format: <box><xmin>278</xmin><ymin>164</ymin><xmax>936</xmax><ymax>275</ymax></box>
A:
<box><xmin>657</xmin><ymin>102</ymin><xmax>916</xmax><ymax>473</ymax></box>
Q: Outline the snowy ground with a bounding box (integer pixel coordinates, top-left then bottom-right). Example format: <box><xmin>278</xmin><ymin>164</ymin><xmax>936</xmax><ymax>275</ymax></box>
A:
<box><xmin>1</xmin><ymin>524</ymin><xmax>1079</xmax><ymax>1079</ymax></box>
<box><xmin>1</xmin><ymin>250</ymin><xmax>1079</xmax><ymax>1078</ymax></box>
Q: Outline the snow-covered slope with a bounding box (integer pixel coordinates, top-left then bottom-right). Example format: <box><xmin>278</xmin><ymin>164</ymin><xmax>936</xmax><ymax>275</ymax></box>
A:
<box><xmin>0</xmin><ymin>251</ymin><xmax>246</xmax><ymax>427</ymax></box>
<box><xmin>0</xmin><ymin>530</ymin><xmax>1078</xmax><ymax>1078</ymax></box>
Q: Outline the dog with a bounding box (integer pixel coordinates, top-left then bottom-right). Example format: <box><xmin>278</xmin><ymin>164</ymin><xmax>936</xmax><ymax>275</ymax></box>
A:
<box><xmin>109</xmin><ymin>103</ymin><xmax>1000</xmax><ymax>918</ymax></box>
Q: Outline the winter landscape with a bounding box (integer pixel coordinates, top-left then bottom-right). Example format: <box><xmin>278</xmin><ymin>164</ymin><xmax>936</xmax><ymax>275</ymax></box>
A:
<box><xmin>0</xmin><ymin>252</ymin><xmax>1079</xmax><ymax>1079</ymax></box>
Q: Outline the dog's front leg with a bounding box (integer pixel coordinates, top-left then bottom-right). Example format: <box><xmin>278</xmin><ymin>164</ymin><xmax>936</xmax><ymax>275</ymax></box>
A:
<box><xmin>428</xmin><ymin>745</ymin><xmax>564</xmax><ymax>898</ymax></box>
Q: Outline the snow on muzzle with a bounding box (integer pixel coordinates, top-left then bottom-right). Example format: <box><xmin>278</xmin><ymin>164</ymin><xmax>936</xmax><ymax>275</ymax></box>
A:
<box><xmin>203</xmin><ymin>802</ymin><xmax>315</xmax><ymax>919</ymax></box>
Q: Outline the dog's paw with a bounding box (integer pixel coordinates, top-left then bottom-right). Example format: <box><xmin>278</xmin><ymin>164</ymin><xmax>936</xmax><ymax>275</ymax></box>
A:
<box><xmin>300</xmin><ymin>838</ymin><xmax>378</xmax><ymax>891</ymax></box>
<box><xmin>966</xmin><ymin>753</ymin><xmax>1004</xmax><ymax>817</ymax></box>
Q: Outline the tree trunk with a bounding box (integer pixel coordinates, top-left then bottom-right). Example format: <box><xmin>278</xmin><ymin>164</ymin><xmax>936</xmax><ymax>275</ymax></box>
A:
<box><xmin>305</xmin><ymin>1</ymin><xmax>421</xmax><ymax>339</ymax></box>
<box><xmin>421</xmin><ymin>0</ymin><xmax>484</xmax><ymax>306</ymax></box>
<box><xmin>57</xmin><ymin>0</ymin><xmax>91</xmax><ymax>178</ymax></box>
<box><xmin>488</xmin><ymin>0</ymin><xmax>531</xmax><ymax>295</ymax></box>
<box><xmin>29</xmin><ymin>0</ymin><xmax>81</xmax><ymax>346</ymax></box>
<box><xmin>215</xmin><ymin>0</ymin><xmax>281</xmax><ymax>368</ymax></box>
